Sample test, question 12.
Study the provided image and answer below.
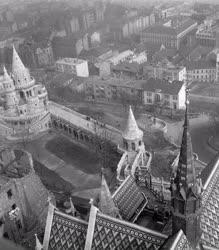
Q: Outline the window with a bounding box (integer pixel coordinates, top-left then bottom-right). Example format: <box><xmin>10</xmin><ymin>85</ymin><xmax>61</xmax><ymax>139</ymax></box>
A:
<box><xmin>11</xmin><ymin>204</ymin><xmax>16</xmax><ymax>210</ymax></box>
<box><xmin>147</xmin><ymin>92</ymin><xmax>152</xmax><ymax>97</ymax></box>
<box><xmin>147</xmin><ymin>98</ymin><xmax>152</xmax><ymax>103</ymax></box>
<box><xmin>7</xmin><ymin>189</ymin><xmax>12</xmax><ymax>199</ymax></box>
<box><xmin>173</xmin><ymin>95</ymin><xmax>178</xmax><ymax>100</ymax></box>
<box><xmin>0</xmin><ymin>219</ymin><xmax>3</xmax><ymax>227</ymax></box>
<box><xmin>16</xmin><ymin>220</ymin><xmax>22</xmax><ymax>229</ymax></box>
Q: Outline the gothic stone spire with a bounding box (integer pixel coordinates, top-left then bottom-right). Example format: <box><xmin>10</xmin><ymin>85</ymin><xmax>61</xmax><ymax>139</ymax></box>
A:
<box><xmin>99</xmin><ymin>169</ymin><xmax>120</xmax><ymax>218</ymax></box>
<box><xmin>176</xmin><ymin>88</ymin><xmax>196</xmax><ymax>191</ymax></box>
<box><xmin>171</xmin><ymin>88</ymin><xmax>202</xmax><ymax>248</ymax></box>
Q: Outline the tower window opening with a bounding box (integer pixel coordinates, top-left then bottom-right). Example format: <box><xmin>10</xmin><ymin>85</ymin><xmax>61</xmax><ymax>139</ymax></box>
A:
<box><xmin>11</xmin><ymin>204</ymin><xmax>17</xmax><ymax>210</ymax></box>
<box><xmin>16</xmin><ymin>220</ymin><xmax>22</xmax><ymax>229</ymax></box>
<box><xmin>131</xmin><ymin>142</ymin><xmax>136</xmax><ymax>151</ymax></box>
<box><xmin>7</xmin><ymin>189</ymin><xmax>12</xmax><ymax>199</ymax></box>
<box><xmin>20</xmin><ymin>91</ymin><xmax>24</xmax><ymax>98</ymax></box>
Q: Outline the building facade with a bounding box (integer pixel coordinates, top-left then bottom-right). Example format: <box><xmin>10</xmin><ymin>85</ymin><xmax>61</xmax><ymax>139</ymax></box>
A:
<box><xmin>141</xmin><ymin>19</ymin><xmax>197</xmax><ymax>50</ymax></box>
<box><xmin>35</xmin><ymin>43</ymin><xmax>54</xmax><ymax>67</ymax></box>
<box><xmin>186</xmin><ymin>60</ymin><xmax>216</xmax><ymax>83</ymax></box>
<box><xmin>55</xmin><ymin>57</ymin><xmax>89</xmax><ymax>77</ymax></box>
<box><xmin>196</xmin><ymin>20</ymin><xmax>218</xmax><ymax>47</ymax></box>
<box><xmin>142</xmin><ymin>78</ymin><xmax>186</xmax><ymax>110</ymax></box>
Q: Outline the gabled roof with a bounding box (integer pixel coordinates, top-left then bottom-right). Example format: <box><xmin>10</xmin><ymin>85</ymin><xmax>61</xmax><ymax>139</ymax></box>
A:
<box><xmin>122</xmin><ymin>106</ymin><xmax>143</xmax><ymax>141</ymax></box>
<box><xmin>185</xmin><ymin>60</ymin><xmax>216</xmax><ymax>70</ymax></box>
<box><xmin>144</xmin><ymin>25</ymin><xmax>177</xmax><ymax>35</ymax></box>
<box><xmin>161</xmin><ymin>229</ymin><xmax>193</xmax><ymax>250</ymax></box>
<box><xmin>85</xmin><ymin>205</ymin><xmax>167</xmax><ymax>250</ymax></box>
<box><xmin>112</xmin><ymin>62</ymin><xmax>142</xmax><ymax>74</ymax></box>
<box><xmin>142</xmin><ymin>78</ymin><xmax>184</xmax><ymax>95</ymax></box>
<box><xmin>112</xmin><ymin>175</ymin><xmax>147</xmax><ymax>221</ymax></box>
<box><xmin>43</xmin><ymin>203</ymin><xmax>88</xmax><ymax>250</ymax></box>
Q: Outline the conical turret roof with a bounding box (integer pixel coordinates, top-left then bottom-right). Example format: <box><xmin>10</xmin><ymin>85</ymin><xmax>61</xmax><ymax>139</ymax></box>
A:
<box><xmin>175</xmin><ymin>89</ymin><xmax>196</xmax><ymax>191</ymax></box>
<box><xmin>99</xmin><ymin>170</ymin><xmax>120</xmax><ymax>218</ymax></box>
<box><xmin>122</xmin><ymin>106</ymin><xmax>143</xmax><ymax>141</ymax></box>
<box><xmin>12</xmin><ymin>45</ymin><xmax>26</xmax><ymax>74</ymax></box>
<box><xmin>12</xmin><ymin>45</ymin><xmax>31</xmax><ymax>87</ymax></box>
<box><xmin>3</xmin><ymin>66</ymin><xmax>11</xmax><ymax>81</ymax></box>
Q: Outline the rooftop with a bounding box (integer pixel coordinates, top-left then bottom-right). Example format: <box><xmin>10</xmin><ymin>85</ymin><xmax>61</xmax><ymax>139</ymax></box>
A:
<box><xmin>142</xmin><ymin>78</ymin><xmax>184</xmax><ymax>95</ymax></box>
<box><xmin>56</xmin><ymin>57</ymin><xmax>87</xmax><ymax>65</ymax></box>
<box><xmin>185</xmin><ymin>60</ymin><xmax>216</xmax><ymax>70</ymax></box>
<box><xmin>112</xmin><ymin>62</ymin><xmax>142</xmax><ymax>74</ymax></box>
<box><xmin>144</xmin><ymin>18</ymin><xmax>197</xmax><ymax>36</ymax></box>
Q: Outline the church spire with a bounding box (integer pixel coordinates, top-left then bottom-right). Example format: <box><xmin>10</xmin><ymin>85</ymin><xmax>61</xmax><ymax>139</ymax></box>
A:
<box><xmin>171</xmin><ymin>88</ymin><xmax>202</xmax><ymax>248</ymax></box>
<box><xmin>122</xmin><ymin>106</ymin><xmax>143</xmax><ymax>141</ymax></box>
<box><xmin>99</xmin><ymin>169</ymin><xmax>120</xmax><ymax>218</ymax></box>
<box><xmin>175</xmin><ymin>88</ymin><xmax>196</xmax><ymax>191</ymax></box>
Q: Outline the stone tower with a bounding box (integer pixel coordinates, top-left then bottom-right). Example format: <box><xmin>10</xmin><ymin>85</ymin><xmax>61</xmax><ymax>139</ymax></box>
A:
<box><xmin>122</xmin><ymin>106</ymin><xmax>143</xmax><ymax>152</ymax></box>
<box><xmin>171</xmin><ymin>89</ymin><xmax>202</xmax><ymax>248</ymax></box>
<box><xmin>0</xmin><ymin>46</ymin><xmax>50</xmax><ymax>139</ymax></box>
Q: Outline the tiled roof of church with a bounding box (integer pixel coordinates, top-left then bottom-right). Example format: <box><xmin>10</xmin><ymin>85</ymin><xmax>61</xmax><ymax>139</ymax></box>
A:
<box><xmin>160</xmin><ymin>230</ymin><xmax>193</xmax><ymax>250</ymax></box>
<box><xmin>43</xmin><ymin>203</ymin><xmax>88</xmax><ymax>250</ymax></box>
<box><xmin>200</xmin><ymin>155</ymin><xmax>219</xmax><ymax>249</ymax></box>
<box><xmin>112</xmin><ymin>175</ymin><xmax>148</xmax><ymax>221</ymax></box>
<box><xmin>122</xmin><ymin>106</ymin><xmax>143</xmax><ymax>141</ymax></box>
<box><xmin>85</xmin><ymin>205</ymin><xmax>167</xmax><ymax>250</ymax></box>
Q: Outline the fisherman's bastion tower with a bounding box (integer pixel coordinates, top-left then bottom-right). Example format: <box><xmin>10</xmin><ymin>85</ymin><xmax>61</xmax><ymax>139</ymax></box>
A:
<box><xmin>0</xmin><ymin>46</ymin><xmax>50</xmax><ymax>140</ymax></box>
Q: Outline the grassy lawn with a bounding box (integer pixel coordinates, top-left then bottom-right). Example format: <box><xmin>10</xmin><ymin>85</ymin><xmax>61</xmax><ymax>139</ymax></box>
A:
<box><xmin>33</xmin><ymin>159</ymin><xmax>74</xmax><ymax>194</ymax></box>
<box><xmin>151</xmin><ymin>153</ymin><xmax>175</xmax><ymax>181</ymax></box>
<box><xmin>45</xmin><ymin>135</ymin><xmax>101</xmax><ymax>174</ymax></box>
<box><xmin>190</xmin><ymin>82</ymin><xmax>219</xmax><ymax>97</ymax></box>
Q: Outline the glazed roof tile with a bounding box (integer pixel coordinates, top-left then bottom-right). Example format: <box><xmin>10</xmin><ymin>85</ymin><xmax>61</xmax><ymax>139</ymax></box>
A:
<box><xmin>161</xmin><ymin>229</ymin><xmax>193</xmax><ymax>250</ymax></box>
<box><xmin>88</xmin><ymin>206</ymin><xmax>167</xmax><ymax>250</ymax></box>
<box><xmin>43</xmin><ymin>204</ymin><xmax>88</xmax><ymax>250</ymax></box>
<box><xmin>112</xmin><ymin>175</ymin><xmax>147</xmax><ymax>221</ymax></box>
<box><xmin>200</xmin><ymin>155</ymin><xmax>219</xmax><ymax>249</ymax></box>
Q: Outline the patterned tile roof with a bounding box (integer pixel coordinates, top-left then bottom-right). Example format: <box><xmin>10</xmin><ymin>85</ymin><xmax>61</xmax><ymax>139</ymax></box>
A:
<box><xmin>43</xmin><ymin>203</ymin><xmax>88</xmax><ymax>250</ymax></box>
<box><xmin>86</xmin><ymin>206</ymin><xmax>167</xmax><ymax>250</ymax></box>
<box><xmin>161</xmin><ymin>230</ymin><xmax>193</xmax><ymax>250</ymax></box>
<box><xmin>200</xmin><ymin>156</ymin><xmax>219</xmax><ymax>249</ymax></box>
<box><xmin>112</xmin><ymin>175</ymin><xmax>147</xmax><ymax>221</ymax></box>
